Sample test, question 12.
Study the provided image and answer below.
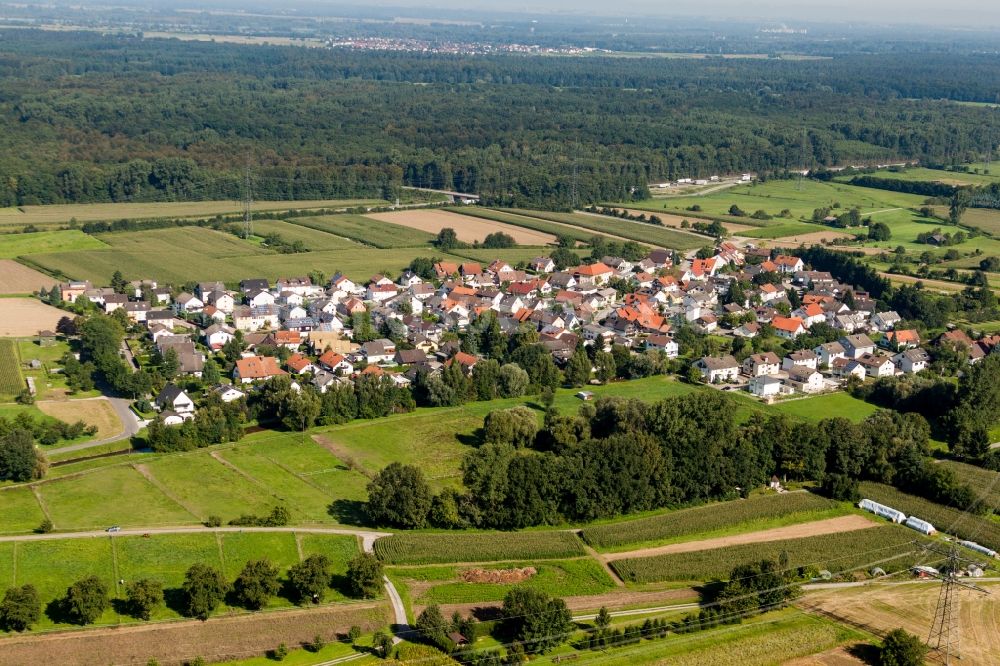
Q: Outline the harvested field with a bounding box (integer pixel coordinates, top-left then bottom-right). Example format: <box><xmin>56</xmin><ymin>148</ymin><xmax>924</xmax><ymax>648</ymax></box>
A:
<box><xmin>36</xmin><ymin>397</ymin><xmax>122</xmax><ymax>440</ymax></box>
<box><xmin>374</xmin><ymin>530</ymin><xmax>586</xmax><ymax>564</ymax></box>
<box><xmin>0</xmin><ymin>298</ymin><xmax>65</xmax><ymax>336</ymax></box>
<box><xmin>0</xmin><ymin>259</ymin><xmax>57</xmax><ymax>294</ymax></box>
<box><xmin>603</xmin><ymin>515</ymin><xmax>877</xmax><ymax>561</ymax></box>
<box><xmin>367</xmin><ymin>209</ymin><xmax>557</xmax><ymax>245</ymax></box>
<box><xmin>783</xmin><ymin>646</ymin><xmax>867</xmax><ymax>666</ymax></box>
<box><xmin>799</xmin><ymin>582</ymin><xmax>1000</xmax><ymax>666</ymax></box>
<box><xmin>0</xmin><ymin>601</ymin><xmax>389</xmax><ymax>666</ymax></box>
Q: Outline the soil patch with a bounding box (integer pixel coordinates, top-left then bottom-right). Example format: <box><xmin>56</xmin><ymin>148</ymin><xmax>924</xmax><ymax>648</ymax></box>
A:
<box><xmin>603</xmin><ymin>515</ymin><xmax>877</xmax><ymax>562</ymax></box>
<box><xmin>0</xmin><ymin>298</ymin><xmax>66</xmax><ymax>336</ymax></box>
<box><xmin>0</xmin><ymin>259</ymin><xmax>57</xmax><ymax>294</ymax></box>
<box><xmin>769</xmin><ymin>230</ymin><xmax>856</xmax><ymax>245</ymax></box>
<box><xmin>36</xmin><ymin>398</ymin><xmax>123</xmax><ymax>439</ymax></box>
<box><xmin>459</xmin><ymin>566</ymin><xmax>537</xmax><ymax>584</ymax></box>
<box><xmin>0</xmin><ymin>602</ymin><xmax>388</xmax><ymax>666</ymax></box>
<box><xmin>783</xmin><ymin>645</ymin><xmax>868</xmax><ymax>666</ymax></box>
<box><xmin>367</xmin><ymin>209</ymin><xmax>557</xmax><ymax>245</ymax></box>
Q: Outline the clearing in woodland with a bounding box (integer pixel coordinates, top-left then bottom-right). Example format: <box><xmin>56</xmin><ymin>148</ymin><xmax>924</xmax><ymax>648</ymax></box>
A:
<box><xmin>366</xmin><ymin>209</ymin><xmax>558</xmax><ymax>245</ymax></box>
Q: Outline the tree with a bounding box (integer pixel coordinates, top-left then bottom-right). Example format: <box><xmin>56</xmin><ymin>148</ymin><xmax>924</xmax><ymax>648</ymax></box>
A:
<box><xmin>202</xmin><ymin>358</ymin><xmax>221</xmax><ymax>384</ymax></box>
<box><xmin>728</xmin><ymin>204</ymin><xmax>746</xmax><ymax>217</ymax></box>
<box><xmin>63</xmin><ymin>576</ymin><xmax>109</xmax><ymax>625</ymax></box>
<box><xmin>124</xmin><ymin>579</ymin><xmax>163</xmax><ymax>620</ymax></box>
<box><xmin>372</xmin><ymin>630</ymin><xmax>394</xmax><ymax>658</ymax></box>
<box><xmin>501</xmin><ymin>588</ymin><xmax>572</xmax><ymax>654</ymax></box>
<box><xmin>880</xmin><ymin>627</ymin><xmax>927</xmax><ymax>666</ymax></box>
<box><xmin>281</xmin><ymin>389</ymin><xmax>322</xmax><ymax>431</ymax></box>
<box><xmin>110</xmin><ymin>270</ymin><xmax>128</xmax><ymax>294</ymax></box>
<box><xmin>482</xmin><ymin>231</ymin><xmax>516</xmax><ymax>248</ymax></box>
<box><xmin>287</xmin><ymin>554</ymin><xmax>331</xmax><ymax>603</ymax></box>
<box><xmin>435</xmin><ymin>227</ymin><xmax>460</xmax><ymax>250</ymax></box>
<box><xmin>594</xmin><ymin>606</ymin><xmax>612</xmax><ymax>631</ymax></box>
<box><xmin>181</xmin><ymin>563</ymin><xmax>229</xmax><ymax>620</ymax></box>
<box><xmin>949</xmin><ymin>190</ymin><xmax>970</xmax><ymax>226</ymax></box>
<box><xmin>482</xmin><ymin>406</ymin><xmax>538</xmax><ymax>448</ymax></box>
<box><xmin>0</xmin><ymin>429</ymin><xmax>45</xmax><ymax>482</ymax></box>
<box><xmin>564</xmin><ymin>343</ymin><xmax>592</xmax><ymax>387</ymax></box>
<box><xmin>497</xmin><ymin>363</ymin><xmax>530</xmax><ymax>398</ymax></box>
<box><xmin>593</xmin><ymin>351</ymin><xmax>616</xmax><ymax>384</ymax></box>
<box><xmin>346</xmin><ymin>553</ymin><xmax>383</xmax><ymax>599</ymax></box>
<box><xmin>416</xmin><ymin>604</ymin><xmax>451</xmax><ymax>650</ymax></box>
<box><xmin>232</xmin><ymin>559</ymin><xmax>280</xmax><ymax>610</ymax></box>
<box><xmin>869</xmin><ymin>222</ymin><xmax>892</xmax><ymax>241</ymax></box>
<box><xmin>366</xmin><ymin>462</ymin><xmax>433</xmax><ymax>528</ymax></box>
<box><xmin>0</xmin><ymin>584</ymin><xmax>40</xmax><ymax>631</ymax></box>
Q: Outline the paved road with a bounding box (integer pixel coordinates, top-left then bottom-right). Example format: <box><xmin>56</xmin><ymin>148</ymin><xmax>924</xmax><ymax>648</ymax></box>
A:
<box><xmin>46</xmin><ymin>396</ymin><xmax>141</xmax><ymax>454</ymax></box>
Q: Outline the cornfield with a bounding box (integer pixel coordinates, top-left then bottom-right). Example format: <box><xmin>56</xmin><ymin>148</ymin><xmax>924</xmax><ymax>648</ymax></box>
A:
<box><xmin>0</xmin><ymin>339</ymin><xmax>23</xmax><ymax>399</ymax></box>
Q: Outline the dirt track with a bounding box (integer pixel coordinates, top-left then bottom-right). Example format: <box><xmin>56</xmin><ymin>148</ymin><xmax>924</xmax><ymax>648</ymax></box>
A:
<box><xmin>0</xmin><ymin>602</ymin><xmax>389</xmax><ymax>666</ymax></box>
<box><xmin>367</xmin><ymin>209</ymin><xmax>556</xmax><ymax>245</ymax></box>
<box><xmin>603</xmin><ymin>515</ymin><xmax>878</xmax><ymax>562</ymax></box>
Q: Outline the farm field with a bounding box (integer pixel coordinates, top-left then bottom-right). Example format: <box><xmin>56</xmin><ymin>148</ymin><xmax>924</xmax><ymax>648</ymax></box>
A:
<box><xmin>0</xmin><ymin>531</ymin><xmax>361</xmax><ymax>631</ymax></box>
<box><xmin>837</xmin><ymin>166</ymin><xmax>1000</xmax><ymax>187</ymax></box>
<box><xmin>764</xmin><ymin>229</ymin><xmax>857</xmax><ymax>246</ymax></box>
<box><xmin>0</xmin><ymin>298</ymin><xmax>64</xmax><ymax>336</ymax></box>
<box><xmin>581</xmin><ymin>492</ymin><xmax>843</xmax><ymax>552</ymax></box>
<box><xmin>249</xmin><ymin>219</ymin><xmax>360</xmax><ymax>251</ymax></box>
<box><xmin>0</xmin><ymin>230</ymin><xmax>106</xmax><ymax>258</ymax></box>
<box><xmin>0</xmin><ymin>487</ymin><xmax>48</xmax><ymax>534</ymax></box>
<box><xmin>610</xmin><ymin>523</ymin><xmax>924</xmax><ymax>582</ymax></box>
<box><xmin>532</xmin><ymin>609</ymin><xmax>865</xmax><ymax>666</ymax></box>
<box><xmin>739</xmin><ymin>222</ymin><xmax>840</xmax><ymax>240</ymax></box>
<box><xmin>938</xmin><ymin>461</ymin><xmax>1000</xmax><ymax>513</ymax></box>
<box><xmin>799</xmin><ymin>583</ymin><xmax>1000</xmax><ymax>666</ymax></box>
<box><xmin>0</xmin><ymin>199</ymin><xmax>383</xmax><ymax>228</ymax></box>
<box><xmin>511</xmin><ymin>209</ymin><xmax>705</xmax><ymax>250</ymax></box>
<box><xmin>450</xmin><ymin>246</ymin><xmax>579</xmax><ymax>266</ymax></box>
<box><xmin>938</xmin><ymin>206</ymin><xmax>1000</xmax><ymax>236</ymax></box>
<box><xmin>367</xmin><ymin>209</ymin><xmax>557</xmax><ymax>245</ymax></box>
<box><xmin>0</xmin><ymin>338</ymin><xmax>23</xmax><ymax>400</ymax></box>
<box><xmin>290</xmin><ymin>214</ymin><xmax>436</xmax><ymax>248</ymax></box>
<box><xmin>858</xmin><ymin>482</ymin><xmax>1000</xmax><ymax>551</ymax></box>
<box><xmin>35</xmin><ymin>397</ymin><xmax>122</xmax><ymax>440</ymax></box>
<box><xmin>449</xmin><ymin>208</ymin><xmax>596</xmax><ymax>244</ymax></box>
<box><xmin>391</xmin><ymin>558</ymin><xmax>615</xmax><ymax>606</ymax></box>
<box><xmin>624</xmin><ymin>179</ymin><xmax>928</xmax><ymax>222</ymax></box>
<box><xmin>374</xmin><ymin>531</ymin><xmax>586</xmax><ymax>565</ymax></box>
<box><xmin>0</xmin><ymin>259</ymin><xmax>58</xmax><ymax>294</ymax></box>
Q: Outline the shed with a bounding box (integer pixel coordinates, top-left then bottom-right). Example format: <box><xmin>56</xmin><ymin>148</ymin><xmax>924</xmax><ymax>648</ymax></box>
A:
<box><xmin>576</xmin><ymin>391</ymin><xmax>594</xmax><ymax>401</ymax></box>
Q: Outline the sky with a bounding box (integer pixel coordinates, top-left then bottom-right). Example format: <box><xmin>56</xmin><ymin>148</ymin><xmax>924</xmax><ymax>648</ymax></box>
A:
<box><xmin>353</xmin><ymin>0</ymin><xmax>1000</xmax><ymax>28</ymax></box>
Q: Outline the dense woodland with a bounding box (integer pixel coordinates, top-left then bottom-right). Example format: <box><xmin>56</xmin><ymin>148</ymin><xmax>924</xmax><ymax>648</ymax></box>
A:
<box><xmin>1</xmin><ymin>31</ymin><xmax>999</xmax><ymax>208</ymax></box>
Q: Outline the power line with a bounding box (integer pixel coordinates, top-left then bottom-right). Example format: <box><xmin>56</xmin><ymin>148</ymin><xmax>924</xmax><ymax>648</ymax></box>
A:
<box><xmin>242</xmin><ymin>157</ymin><xmax>254</xmax><ymax>239</ymax></box>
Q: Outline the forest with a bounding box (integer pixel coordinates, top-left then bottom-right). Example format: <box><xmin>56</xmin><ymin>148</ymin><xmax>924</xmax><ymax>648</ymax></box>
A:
<box><xmin>0</xmin><ymin>30</ymin><xmax>999</xmax><ymax>209</ymax></box>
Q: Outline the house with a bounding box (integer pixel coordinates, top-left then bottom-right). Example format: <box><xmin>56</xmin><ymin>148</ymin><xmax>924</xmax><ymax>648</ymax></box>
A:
<box><xmin>446</xmin><ymin>351</ymin><xmax>480</xmax><ymax>374</ymax></box>
<box><xmin>318</xmin><ymin>350</ymin><xmax>354</xmax><ymax>375</ymax></box>
<box><xmin>155</xmin><ymin>384</ymin><xmax>194</xmax><ymax>415</ymax></box>
<box><xmin>871</xmin><ymin>311</ymin><xmax>902</xmax><ymax>332</ymax></box>
<box><xmin>175</xmin><ymin>293</ymin><xmax>205</xmax><ymax>314</ymax></box>
<box><xmin>203</xmin><ymin>323</ymin><xmax>236</xmax><ymax>350</ymax></box>
<box><xmin>841</xmin><ymin>334</ymin><xmax>876</xmax><ymax>359</ymax></box>
<box><xmin>268</xmin><ymin>330</ymin><xmax>302</xmax><ymax>350</ymax></box>
<box><xmin>894</xmin><ymin>348</ymin><xmax>930</xmax><ymax>374</ymax></box>
<box><xmin>645</xmin><ymin>334</ymin><xmax>679</xmax><ymax>358</ymax></box>
<box><xmin>856</xmin><ymin>352</ymin><xmax>896</xmax><ymax>378</ymax></box>
<box><xmin>248</xmin><ymin>290</ymin><xmax>276</xmax><ymax>308</ymax></box>
<box><xmin>233</xmin><ymin>356</ymin><xmax>287</xmax><ymax>383</ymax></box>
<box><xmin>771</xmin><ymin>316</ymin><xmax>806</xmax><ymax>340</ymax></box>
<box><xmin>749</xmin><ymin>375</ymin><xmax>784</xmax><ymax>398</ymax></box>
<box><xmin>784</xmin><ymin>366</ymin><xmax>824</xmax><ymax>393</ymax></box>
<box><xmin>792</xmin><ymin>303</ymin><xmax>826</xmax><ymax>327</ymax></box>
<box><xmin>530</xmin><ymin>256</ymin><xmax>556</xmax><ymax>273</ymax></box>
<box><xmin>286</xmin><ymin>353</ymin><xmax>316</xmax><ymax>375</ymax></box>
<box><xmin>362</xmin><ymin>339</ymin><xmax>397</xmax><ymax>365</ymax></box>
<box><xmin>814</xmin><ymin>341</ymin><xmax>847</xmax><ymax>368</ymax></box>
<box><xmin>122</xmin><ymin>301</ymin><xmax>151</xmax><ymax>323</ymax></box>
<box><xmin>276</xmin><ymin>277</ymin><xmax>315</xmax><ymax>297</ymax></box>
<box><xmin>240</xmin><ymin>278</ymin><xmax>269</xmax><ymax>295</ymax></box>
<box><xmin>159</xmin><ymin>411</ymin><xmax>187</xmax><ymax>426</ymax></box>
<box><xmin>146</xmin><ymin>310</ymin><xmax>177</xmax><ymax>329</ymax></box>
<box><xmin>884</xmin><ymin>329</ymin><xmax>921</xmax><ymax>351</ymax></box>
<box><xmin>773</xmin><ymin>255</ymin><xmax>805</xmax><ymax>274</ymax></box>
<box><xmin>394</xmin><ymin>349</ymin><xmax>428</xmax><ymax>366</ymax></box>
<box><xmin>367</xmin><ymin>283</ymin><xmax>398</xmax><ymax>303</ymax></box>
<box><xmin>743</xmin><ymin>352</ymin><xmax>781</xmax><ymax>377</ymax></box>
<box><xmin>831</xmin><ymin>357</ymin><xmax>867</xmax><ymax>380</ymax></box>
<box><xmin>734</xmin><ymin>322</ymin><xmax>761</xmax><ymax>338</ymax></box>
<box><xmin>60</xmin><ymin>280</ymin><xmax>92</xmax><ymax>303</ymax></box>
<box><xmin>647</xmin><ymin>249</ymin><xmax>673</xmax><ymax>268</ymax></box>
<box><xmin>694</xmin><ymin>355</ymin><xmax>740</xmax><ymax>383</ymax></box>
<box><xmin>211</xmin><ymin>384</ymin><xmax>246</xmax><ymax>403</ymax></box>
<box><xmin>151</xmin><ymin>287</ymin><xmax>172</xmax><ymax>305</ymax></box>
<box><xmin>758</xmin><ymin>283</ymin><xmax>785</xmax><ymax>303</ymax></box>
<box><xmin>103</xmin><ymin>293</ymin><xmax>128</xmax><ymax>313</ymax></box>
<box><xmin>782</xmin><ymin>349</ymin><xmax>818</xmax><ymax>371</ymax></box>
<box><xmin>573</xmin><ymin>262</ymin><xmax>614</xmax><ymax>287</ymax></box>
<box><xmin>433</xmin><ymin>262</ymin><xmax>459</xmax><ymax>279</ymax></box>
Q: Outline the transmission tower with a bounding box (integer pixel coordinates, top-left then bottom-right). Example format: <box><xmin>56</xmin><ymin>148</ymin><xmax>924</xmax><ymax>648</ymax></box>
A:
<box><xmin>241</xmin><ymin>160</ymin><xmax>254</xmax><ymax>239</ymax></box>
<box><xmin>918</xmin><ymin>543</ymin><xmax>991</xmax><ymax>664</ymax></box>
<box><xmin>796</xmin><ymin>129</ymin><xmax>810</xmax><ymax>191</ymax></box>
<box><xmin>571</xmin><ymin>161</ymin><xmax>579</xmax><ymax>210</ymax></box>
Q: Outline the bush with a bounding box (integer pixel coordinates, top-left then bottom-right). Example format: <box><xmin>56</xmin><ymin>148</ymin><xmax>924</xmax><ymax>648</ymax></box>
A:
<box><xmin>204</xmin><ymin>515</ymin><xmax>221</xmax><ymax>528</ymax></box>
<box><xmin>229</xmin><ymin>506</ymin><xmax>290</xmax><ymax>527</ymax></box>
<box><xmin>346</xmin><ymin>553</ymin><xmax>383</xmax><ymax>599</ymax></box>
<box><xmin>35</xmin><ymin>518</ymin><xmax>53</xmax><ymax>534</ymax></box>
<box><xmin>0</xmin><ymin>584</ymin><xmax>40</xmax><ymax>631</ymax></box>
<box><xmin>880</xmin><ymin>627</ymin><xmax>927</xmax><ymax>666</ymax></box>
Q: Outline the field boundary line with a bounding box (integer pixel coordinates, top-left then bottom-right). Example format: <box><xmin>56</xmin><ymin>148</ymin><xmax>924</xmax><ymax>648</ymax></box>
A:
<box><xmin>215</xmin><ymin>532</ymin><xmax>227</xmax><ymax>572</ymax></box>
<box><xmin>580</xmin><ymin>540</ymin><xmax>625</xmax><ymax>587</ymax></box>
<box><xmin>133</xmin><ymin>463</ymin><xmax>204</xmax><ymax>521</ymax></box>
<box><xmin>294</xmin><ymin>532</ymin><xmax>305</xmax><ymax>562</ymax></box>
<box><xmin>30</xmin><ymin>485</ymin><xmax>53</xmax><ymax>524</ymax></box>
<box><xmin>208</xmin><ymin>450</ymin><xmax>276</xmax><ymax>495</ymax></box>
<box><xmin>11</xmin><ymin>542</ymin><xmax>17</xmax><ymax>585</ymax></box>
<box><xmin>260</xmin><ymin>452</ymin><xmax>336</xmax><ymax>498</ymax></box>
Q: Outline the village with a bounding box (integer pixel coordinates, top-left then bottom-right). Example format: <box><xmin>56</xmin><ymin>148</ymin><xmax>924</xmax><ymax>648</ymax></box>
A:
<box><xmin>48</xmin><ymin>234</ymin><xmax>974</xmax><ymax>427</ymax></box>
